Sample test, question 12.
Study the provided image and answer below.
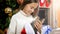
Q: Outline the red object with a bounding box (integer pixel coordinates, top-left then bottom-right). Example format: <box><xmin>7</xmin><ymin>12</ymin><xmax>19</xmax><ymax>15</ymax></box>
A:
<box><xmin>39</xmin><ymin>0</ymin><xmax>51</xmax><ymax>7</ymax></box>
<box><xmin>21</xmin><ymin>28</ymin><xmax>26</xmax><ymax>34</ymax></box>
<box><xmin>46</xmin><ymin>0</ymin><xmax>51</xmax><ymax>7</ymax></box>
<box><xmin>40</xmin><ymin>0</ymin><xmax>46</xmax><ymax>6</ymax></box>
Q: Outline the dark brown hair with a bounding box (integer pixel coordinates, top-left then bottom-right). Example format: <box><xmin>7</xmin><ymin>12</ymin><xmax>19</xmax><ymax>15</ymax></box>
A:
<box><xmin>19</xmin><ymin>0</ymin><xmax>38</xmax><ymax>10</ymax></box>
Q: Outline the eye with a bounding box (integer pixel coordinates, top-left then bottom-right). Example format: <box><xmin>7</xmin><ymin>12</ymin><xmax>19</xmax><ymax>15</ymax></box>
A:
<box><xmin>31</xmin><ymin>6</ymin><xmax>34</xmax><ymax>9</ymax></box>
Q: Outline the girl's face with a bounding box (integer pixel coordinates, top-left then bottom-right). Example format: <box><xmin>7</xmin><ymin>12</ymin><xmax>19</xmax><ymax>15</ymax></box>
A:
<box><xmin>23</xmin><ymin>3</ymin><xmax>38</xmax><ymax>15</ymax></box>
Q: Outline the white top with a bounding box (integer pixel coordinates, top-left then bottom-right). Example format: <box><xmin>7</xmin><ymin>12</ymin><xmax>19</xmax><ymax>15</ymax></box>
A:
<box><xmin>7</xmin><ymin>10</ymin><xmax>37</xmax><ymax>34</ymax></box>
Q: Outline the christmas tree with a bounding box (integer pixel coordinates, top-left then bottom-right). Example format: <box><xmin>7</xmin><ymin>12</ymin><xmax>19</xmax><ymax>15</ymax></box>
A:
<box><xmin>0</xmin><ymin>0</ymin><xmax>19</xmax><ymax>31</ymax></box>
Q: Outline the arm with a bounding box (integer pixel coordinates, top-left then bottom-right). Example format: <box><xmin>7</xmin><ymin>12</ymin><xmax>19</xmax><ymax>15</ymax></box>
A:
<box><xmin>7</xmin><ymin>16</ymin><xmax>17</xmax><ymax>34</ymax></box>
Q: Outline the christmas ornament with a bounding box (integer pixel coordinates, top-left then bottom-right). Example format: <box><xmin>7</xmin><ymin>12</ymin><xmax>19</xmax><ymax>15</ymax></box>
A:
<box><xmin>4</xmin><ymin>7</ymin><xmax>12</xmax><ymax>14</ymax></box>
<box><xmin>40</xmin><ymin>0</ymin><xmax>46</xmax><ymax>6</ymax></box>
<box><xmin>40</xmin><ymin>0</ymin><xmax>51</xmax><ymax>7</ymax></box>
<box><xmin>46</xmin><ymin>0</ymin><xmax>51</xmax><ymax>7</ymax></box>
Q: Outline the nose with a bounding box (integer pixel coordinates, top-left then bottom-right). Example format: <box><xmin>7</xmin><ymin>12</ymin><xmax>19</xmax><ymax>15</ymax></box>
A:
<box><xmin>31</xmin><ymin>9</ymin><xmax>34</xmax><ymax>12</ymax></box>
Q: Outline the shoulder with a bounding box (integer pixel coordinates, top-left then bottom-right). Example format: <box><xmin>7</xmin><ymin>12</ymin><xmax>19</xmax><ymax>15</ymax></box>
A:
<box><xmin>12</xmin><ymin>10</ymin><xmax>22</xmax><ymax>18</ymax></box>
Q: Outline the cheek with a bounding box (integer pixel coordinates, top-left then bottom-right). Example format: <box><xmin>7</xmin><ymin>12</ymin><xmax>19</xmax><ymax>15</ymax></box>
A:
<box><xmin>26</xmin><ymin>8</ymin><xmax>32</xmax><ymax>13</ymax></box>
<box><xmin>29</xmin><ymin>9</ymin><xmax>34</xmax><ymax>13</ymax></box>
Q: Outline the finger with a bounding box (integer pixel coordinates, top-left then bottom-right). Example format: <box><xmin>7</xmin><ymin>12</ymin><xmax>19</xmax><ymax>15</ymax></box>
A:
<box><xmin>35</xmin><ymin>20</ymin><xmax>42</xmax><ymax>28</ymax></box>
<box><xmin>34</xmin><ymin>22</ymin><xmax>42</xmax><ymax>31</ymax></box>
<box><xmin>35</xmin><ymin>16</ymin><xmax>42</xmax><ymax>24</ymax></box>
<box><xmin>41</xmin><ymin>19</ymin><xmax>45</xmax><ymax>23</ymax></box>
<box><xmin>34</xmin><ymin>23</ymin><xmax>38</xmax><ymax>29</ymax></box>
<box><xmin>36</xmin><ymin>16</ymin><xmax>40</xmax><ymax>20</ymax></box>
<box><xmin>37</xmin><ymin>19</ymin><xmax>42</xmax><ymax>24</ymax></box>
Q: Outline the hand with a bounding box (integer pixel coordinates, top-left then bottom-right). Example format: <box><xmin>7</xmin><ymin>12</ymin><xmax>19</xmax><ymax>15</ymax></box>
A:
<box><xmin>34</xmin><ymin>18</ymin><xmax>45</xmax><ymax>33</ymax></box>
